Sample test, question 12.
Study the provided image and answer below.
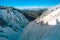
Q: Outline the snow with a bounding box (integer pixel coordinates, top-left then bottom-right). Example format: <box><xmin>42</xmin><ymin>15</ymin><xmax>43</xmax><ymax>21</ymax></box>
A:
<box><xmin>19</xmin><ymin>5</ymin><xmax>60</xmax><ymax>40</ymax></box>
<box><xmin>0</xmin><ymin>5</ymin><xmax>60</xmax><ymax>40</ymax></box>
<box><xmin>36</xmin><ymin>6</ymin><xmax>60</xmax><ymax>25</ymax></box>
<box><xmin>0</xmin><ymin>8</ymin><xmax>29</xmax><ymax>40</ymax></box>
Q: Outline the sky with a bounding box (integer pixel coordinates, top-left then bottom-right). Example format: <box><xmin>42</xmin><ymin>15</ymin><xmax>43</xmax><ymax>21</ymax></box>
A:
<box><xmin>0</xmin><ymin>0</ymin><xmax>60</xmax><ymax>8</ymax></box>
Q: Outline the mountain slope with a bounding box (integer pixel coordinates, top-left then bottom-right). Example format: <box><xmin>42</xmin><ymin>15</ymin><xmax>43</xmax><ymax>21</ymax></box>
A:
<box><xmin>0</xmin><ymin>6</ymin><xmax>29</xmax><ymax>40</ymax></box>
<box><xmin>20</xmin><ymin>5</ymin><xmax>60</xmax><ymax>40</ymax></box>
<box><xmin>0</xmin><ymin>6</ymin><xmax>48</xmax><ymax>40</ymax></box>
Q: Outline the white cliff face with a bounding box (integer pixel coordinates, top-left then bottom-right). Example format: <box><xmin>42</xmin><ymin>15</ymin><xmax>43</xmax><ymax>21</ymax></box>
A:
<box><xmin>20</xmin><ymin>5</ymin><xmax>60</xmax><ymax>40</ymax></box>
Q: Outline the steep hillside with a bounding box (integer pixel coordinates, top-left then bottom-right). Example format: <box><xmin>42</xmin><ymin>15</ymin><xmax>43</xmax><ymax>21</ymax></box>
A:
<box><xmin>36</xmin><ymin>5</ymin><xmax>60</xmax><ymax>25</ymax></box>
<box><xmin>0</xmin><ymin>6</ymin><xmax>29</xmax><ymax>40</ymax></box>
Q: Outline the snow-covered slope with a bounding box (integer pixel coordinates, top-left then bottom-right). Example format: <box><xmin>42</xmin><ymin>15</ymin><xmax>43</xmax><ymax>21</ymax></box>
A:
<box><xmin>0</xmin><ymin>6</ymin><xmax>47</xmax><ymax>40</ymax></box>
<box><xmin>0</xmin><ymin>6</ymin><xmax>29</xmax><ymax>40</ymax></box>
<box><xmin>20</xmin><ymin>5</ymin><xmax>60</xmax><ymax>40</ymax></box>
<box><xmin>36</xmin><ymin>5</ymin><xmax>60</xmax><ymax>25</ymax></box>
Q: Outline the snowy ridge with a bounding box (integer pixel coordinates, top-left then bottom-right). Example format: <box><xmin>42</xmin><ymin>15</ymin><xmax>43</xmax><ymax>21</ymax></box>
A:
<box><xmin>36</xmin><ymin>4</ymin><xmax>60</xmax><ymax>25</ymax></box>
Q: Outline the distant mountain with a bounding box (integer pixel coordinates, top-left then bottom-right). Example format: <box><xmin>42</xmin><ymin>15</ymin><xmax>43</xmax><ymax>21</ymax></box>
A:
<box><xmin>21</xmin><ymin>8</ymin><xmax>48</xmax><ymax>21</ymax></box>
<box><xmin>20</xmin><ymin>5</ymin><xmax>60</xmax><ymax>40</ymax></box>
